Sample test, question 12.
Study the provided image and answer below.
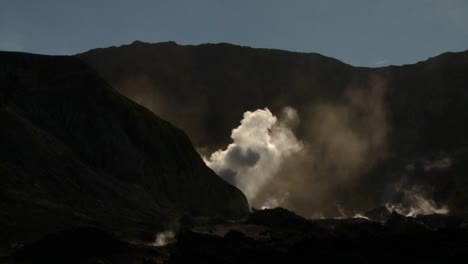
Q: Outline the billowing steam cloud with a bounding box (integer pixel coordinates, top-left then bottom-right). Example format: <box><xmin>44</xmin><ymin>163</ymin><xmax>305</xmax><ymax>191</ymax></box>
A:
<box><xmin>123</xmin><ymin>72</ymin><xmax>452</xmax><ymax>219</ymax></box>
<box><xmin>206</xmin><ymin>79</ymin><xmax>391</xmax><ymax>217</ymax></box>
<box><xmin>204</xmin><ymin>107</ymin><xmax>302</xmax><ymax>201</ymax></box>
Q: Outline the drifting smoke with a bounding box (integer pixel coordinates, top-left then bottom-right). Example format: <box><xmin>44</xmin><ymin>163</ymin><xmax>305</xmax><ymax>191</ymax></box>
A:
<box><xmin>423</xmin><ymin>157</ymin><xmax>452</xmax><ymax>172</ymax></box>
<box><xmin>204</xmin><ymin>107</ymin><xmax>302</xmax><ymax>201</ymax></box>
<box><xmin>253</xmin><ymin>80</ymin><xmax>389</xmax><ymax>217</ymax></box>
<box><xmin>386</xmin><ymin>187</ymin><xmax>449</xmax><ymax>217</ymax></box>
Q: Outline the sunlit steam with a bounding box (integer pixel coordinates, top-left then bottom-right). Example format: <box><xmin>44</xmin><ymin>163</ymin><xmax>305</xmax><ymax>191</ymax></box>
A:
<box><xmin>205</xmin><ymin>79</ymin><xmax>390</xmax><ymax>217</ymax></box>
<box><xmin>204</xmin><ymin>107</ymin><xmax>302</xmax><ymax>202</ymax></box>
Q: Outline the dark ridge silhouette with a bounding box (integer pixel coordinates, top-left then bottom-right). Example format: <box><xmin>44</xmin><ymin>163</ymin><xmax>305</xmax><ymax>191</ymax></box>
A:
<box><xmin>0</xmin><ymin>51</ymin><xmax>249</xmax><ymax>252</ymax></box>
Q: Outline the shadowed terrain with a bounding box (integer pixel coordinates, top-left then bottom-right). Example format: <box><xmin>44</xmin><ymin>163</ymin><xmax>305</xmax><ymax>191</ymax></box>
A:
<box><xmin>7</xmin><ymin>208</ymin><xmax>468</xmax><ymax>264</ymax></box>
<box><xmin>0</xmin><ymin>51</ymin><xmax>249</xmax><ymax>255</ymax></box>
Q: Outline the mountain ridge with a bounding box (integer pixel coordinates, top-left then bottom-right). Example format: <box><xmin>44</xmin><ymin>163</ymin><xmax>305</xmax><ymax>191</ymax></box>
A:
<box><xmin>81</xmin><ymin>40</ymin><xmax>468</xmax><ymax>68</ymax></box>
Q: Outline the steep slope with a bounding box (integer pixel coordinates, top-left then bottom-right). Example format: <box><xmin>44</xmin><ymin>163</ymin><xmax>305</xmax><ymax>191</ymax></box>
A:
<box><xmin>0</xmin><ymin>51</ymin><xmax>249</xmax><ymax>248</ymax></box>
<box><xmin>77</xmin><ymin>41</ymin><xmax>468</xmax><ymax>216</ymax></box>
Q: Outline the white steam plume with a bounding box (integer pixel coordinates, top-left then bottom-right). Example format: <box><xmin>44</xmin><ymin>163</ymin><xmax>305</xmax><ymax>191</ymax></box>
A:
<box><xmin>204</xmin><ymin>107</ymin><xmax>302</xmax><ymax>202</ymax></box>
<box><xmin>207</xmin><ymin>77</ymin><xmax>389</xmax><ymax>217</ymax></box>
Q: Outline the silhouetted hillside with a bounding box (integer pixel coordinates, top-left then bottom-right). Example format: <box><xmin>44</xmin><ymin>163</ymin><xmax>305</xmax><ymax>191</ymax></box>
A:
<box><xmin>0</xmin><ymin>51</ymin><xmax>249</xmax><ymax>252</ymax></box>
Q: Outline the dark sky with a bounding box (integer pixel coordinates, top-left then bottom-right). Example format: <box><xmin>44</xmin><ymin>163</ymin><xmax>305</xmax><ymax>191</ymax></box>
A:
<box><xmin>1</xmin><ymin>0</ymin><xmax>467</xmax><ymax>66</ymax></box>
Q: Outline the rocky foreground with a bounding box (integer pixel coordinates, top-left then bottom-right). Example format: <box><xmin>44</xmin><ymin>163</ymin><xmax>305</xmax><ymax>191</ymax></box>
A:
<box><xmin>4</xmin><ymin>208</ymin><xmax>468</xmax><ymax>264</ymax></box>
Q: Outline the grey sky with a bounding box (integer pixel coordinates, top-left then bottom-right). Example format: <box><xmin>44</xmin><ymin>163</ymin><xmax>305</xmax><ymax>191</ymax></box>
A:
<box><xmin>1</xmin><ymin>0</ymin><xmax>467</xmax><ymax>66</ymax></box>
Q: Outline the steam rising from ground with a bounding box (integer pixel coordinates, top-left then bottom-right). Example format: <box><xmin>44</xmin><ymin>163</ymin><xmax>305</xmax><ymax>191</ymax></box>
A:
<box><xmin>386</xmin><ymin>187</ymin><xmax>449</xmax><ymax>217</ymax></box>
<box><xmin>253</xmin><ymin>81</ymin><xmax>389</xmax><ymax>217</ymax></box>
<box><xmin>121</xmin><ymin>72</ymin><xmax>452</xmax><ymax>219</ymax></box>
<box><xmin>205</xmin><ymin>79</ymin><xmax>391</xmax><ymax>217</ymax></box>
<box><xmin>204</xmin><ymin>107</ymin><xmax>302</xmax><ymax>201</ymax></box>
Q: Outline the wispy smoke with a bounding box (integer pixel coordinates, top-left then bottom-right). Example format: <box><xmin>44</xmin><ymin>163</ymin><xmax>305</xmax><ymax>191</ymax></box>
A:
<box><xmin>204</xmin><ymin>107</ymin><xmax>302</xmax><ymax>202</ymax></box>
<box><xmin>117</xmin><ymin>75</ymin><xmax>211</xmax><ymax>148</ymax></box>
<box><xmin>386</xmin><ymin>187</ymin><xmax>449</xmax><ymax>217</ymax></box>
<box><xmin>260</xmin><ymin>192</ymin><xmax>290</xmax><ymax>210</ymax></box>
<box><xmin>423</xmin><ymin>157</ymin><xmax>452</xmax><ymax>172</ymax></box>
